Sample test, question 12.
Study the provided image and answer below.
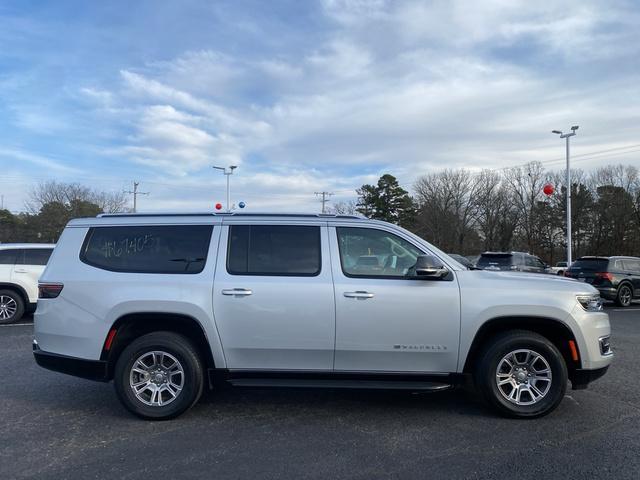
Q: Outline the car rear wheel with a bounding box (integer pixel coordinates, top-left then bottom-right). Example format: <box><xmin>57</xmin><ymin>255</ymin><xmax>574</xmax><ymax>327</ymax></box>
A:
<box><xmin>616</xmin><ymin>284</ymin><xmax>633</xmax><ymax>307</ymax></box>
<box><xmin>114</xmin><ymin>331</ymin><xmax>204</xmax><ymax>420</ymax></box>
<box><xmin>0</xmin><ymin>290</ymin><xmax>25</xmax><ymax>324</ymax></box>
<box><xmin>474</xmin><ymin>330</ymin><xmax>567</xmax><ymax>418</ymax></box>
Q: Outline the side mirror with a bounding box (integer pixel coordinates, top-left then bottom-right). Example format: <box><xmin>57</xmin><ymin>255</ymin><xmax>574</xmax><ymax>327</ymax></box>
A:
<box><xmin>414</xmin><ymin>255</ymin><xmax>449</xmax><ymax>279</ymax></box>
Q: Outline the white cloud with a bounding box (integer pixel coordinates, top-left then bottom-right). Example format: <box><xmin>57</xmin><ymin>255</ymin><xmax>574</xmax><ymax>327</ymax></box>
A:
<box><xmin>54</xmin><ymin>0</ymin><xmax>640</xmax><ymax>212</ymax></box>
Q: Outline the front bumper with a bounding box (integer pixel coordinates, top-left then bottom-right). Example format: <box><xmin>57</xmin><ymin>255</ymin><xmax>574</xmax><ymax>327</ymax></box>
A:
<box><xmin>33</xmin><ymin>342</ymin><xmax>109</xmax><ymax>382</ymax></box>
<box><xmin>570</xmin><ymin>366</ymin><xmax>610</xmax><ymax>390</ymax></box>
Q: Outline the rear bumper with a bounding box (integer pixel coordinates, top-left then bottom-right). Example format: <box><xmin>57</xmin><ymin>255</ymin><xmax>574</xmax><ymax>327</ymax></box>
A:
<box><xmin>33</xmin><ymin>343</ymin><xmax>109</xmax><ymax>382</ymax></box>
<box><xmin>596</xmin><ymin>287</ymin><xmax>617</xmax><ymax>301</ymax></box>
<box><xmin>570</xmin><ymin>366</ymin><xmax>609</xmax><ymax>390</ymax></box>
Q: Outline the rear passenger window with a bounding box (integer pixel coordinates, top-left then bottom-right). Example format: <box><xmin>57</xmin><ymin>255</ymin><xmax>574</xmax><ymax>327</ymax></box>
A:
<box><xmin>81</xmin><ymin>225</ymin><xmax>213</xmax><ymax>274</ymax></box>
<box><xmin>623</xmin><ymin>259</ymin><xmax>640</xmax><ymax>273</ymax></box>
<box><xmin>21</xmin><ymin>249</ymin><xmax>53</xmax><ymax>266</ymax></box>
<box><xmin>0</xmin><ymin>249</ymin><xmax>17</xmax><ymax>265</ymax></box>
<box><xmin>227</xmin><ymin>225</ymin><xmax>321</xmax><ymax>276</ymax></box>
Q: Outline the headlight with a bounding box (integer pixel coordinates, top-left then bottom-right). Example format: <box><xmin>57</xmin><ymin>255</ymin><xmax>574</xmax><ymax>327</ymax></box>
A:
<box><xmin>577</xmin><ymin>294</ymin><xmax>603</xmax><ymax>311</ymax></box>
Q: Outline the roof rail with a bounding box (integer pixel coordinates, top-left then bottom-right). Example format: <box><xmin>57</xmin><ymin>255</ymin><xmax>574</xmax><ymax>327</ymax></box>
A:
<box><xmin>97</xmin><ymin>212</ymin><xmax>363</xmax><ymax>219</ymax></box>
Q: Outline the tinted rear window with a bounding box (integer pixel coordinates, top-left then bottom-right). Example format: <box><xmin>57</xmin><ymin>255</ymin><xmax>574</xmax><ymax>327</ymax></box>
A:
<box><xmin>0</xmin><ymin>249</ymin><xmax>17</xmax><ymax>265</ymax></box>
<box><xmin>570</xmin><ymin>259</ymin><xmax>609</xmax><ymax>271</ymax></box>
<box><xmin>81</xmin><ymin>225</ymin><xmax>213</xmax><ymax>274</ymax></box>
<box><xmin>20</xmin><ymin>248</ymin><xmax>53</xmax><ymax>266</ymax></box>
<box><xmin>227</xmin><ymin>225</ymin><xmax>321</xmax><ymax>276</ymax></box>
<box><xmin>477</xmin><ymin>254</ymin><xmax>513</xmax><ymax>267</ymax></box>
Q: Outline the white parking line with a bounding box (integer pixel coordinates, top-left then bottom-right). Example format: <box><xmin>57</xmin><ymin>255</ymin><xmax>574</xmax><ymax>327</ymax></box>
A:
<box><xmin>611</xmin><ymin>308</ymin><xmax>640</xmax><ymax>312</ymax></box>
<box><xmin>0</xmin><ymin>323</ymin><xmax>33</xmax><ymax>327</ymax></box>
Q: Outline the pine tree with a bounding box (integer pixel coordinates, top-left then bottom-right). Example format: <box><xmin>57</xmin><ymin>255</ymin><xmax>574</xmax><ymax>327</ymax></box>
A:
<box><xmin>356</xmin><ymin>174</ymin><xmax>416</xmax><ymax>227</ymax></box>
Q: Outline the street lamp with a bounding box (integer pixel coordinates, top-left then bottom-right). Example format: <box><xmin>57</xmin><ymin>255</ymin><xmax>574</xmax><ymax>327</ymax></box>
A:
<box><xmin>552</xmin><ymin>125</ymin><xmax>579</xmax><ymax>266</ymax></box>
<box><xmin>212</xmin><ymin>165</ymin><xmax>237</xmax><ymax>213</ymax></box>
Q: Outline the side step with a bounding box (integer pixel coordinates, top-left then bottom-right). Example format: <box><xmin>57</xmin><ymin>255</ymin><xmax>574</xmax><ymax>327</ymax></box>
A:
<box><xmin>227</xmin><ymin>378</ymin><xmax>452</xmax><ymax>391</ymax></box>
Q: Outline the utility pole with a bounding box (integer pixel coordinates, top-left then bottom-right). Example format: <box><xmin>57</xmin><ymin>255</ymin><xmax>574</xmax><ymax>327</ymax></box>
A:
<box><xmin>125</xmin><ymin>181</ymin><xmax>149</xmax><ymax>213</ymax></box>
<box><xmin>552</xmin><ymin>126</ymin><xmax>579</xmax><ymax>266</ymax></box>
<box><xmin>315</xmin><ymin>191</ymin><xmax>333</xmax><ymax>214</ymax></box>
<box><xmin>212</xmin><ymin>165</ymin><xmax>237</xmax><ymax>212</ymax></box>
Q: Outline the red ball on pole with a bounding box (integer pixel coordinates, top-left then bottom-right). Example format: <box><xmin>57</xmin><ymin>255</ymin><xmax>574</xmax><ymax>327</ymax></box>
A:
<box><xmin>215</xmin><ymin>203</ymin><xmax>223</xmax><ymax>210</ymax></box>
<box><xmin>543</xmin><ymin>184</ymin><xmax>555</xmax><ymax>196</ymax></box>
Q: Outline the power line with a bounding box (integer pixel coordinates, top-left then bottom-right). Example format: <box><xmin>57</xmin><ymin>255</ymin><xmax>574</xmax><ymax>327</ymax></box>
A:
<box><xmin>124</xmin><ymin>181</ymin><xmax>149</xmax><ymax>213</ymax></box>
<box><xmin>314</xmin><ymin>191</ymin><xmax>334</xmax><ymax>213</ymax></box>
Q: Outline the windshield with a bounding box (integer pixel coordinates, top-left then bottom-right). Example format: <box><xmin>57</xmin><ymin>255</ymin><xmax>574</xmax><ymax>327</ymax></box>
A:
<box><xmin>477</xmin><ymin>254</ymin><xmax>513</xmax><ymax>267</ymax></box>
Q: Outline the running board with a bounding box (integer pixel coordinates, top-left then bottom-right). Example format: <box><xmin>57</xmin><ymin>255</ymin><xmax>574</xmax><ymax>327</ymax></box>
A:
<box><xmin>226</xmin><ymin>378</ymin><xmax>452</xmax><ymax>391</ymax></box>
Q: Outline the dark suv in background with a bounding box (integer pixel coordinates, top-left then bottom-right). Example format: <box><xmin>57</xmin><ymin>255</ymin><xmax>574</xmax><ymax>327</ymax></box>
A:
<box><xmin>565</xmin><ymin>256</ymin><xmax>640</xmax><ymax>307</ymax></box>
<box><xmin>476</xmin><ymin>251</ymin><xmax>550</xmax><ymax>274</ymax></box>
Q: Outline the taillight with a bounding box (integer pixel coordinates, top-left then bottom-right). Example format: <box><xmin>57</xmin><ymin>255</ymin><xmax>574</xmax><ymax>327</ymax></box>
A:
<box><xmin>595</xmin><ymin>272</ymin><xmax>613</xmax><ymax>281</ymax></box>
<box><xmin>38</xmin><ymin>283</ymin><xmax>64</xmax><ymax>299</ymax></box>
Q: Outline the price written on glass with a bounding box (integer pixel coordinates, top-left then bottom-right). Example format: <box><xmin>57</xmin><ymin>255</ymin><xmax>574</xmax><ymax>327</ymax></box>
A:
<box><xmin>101</xmin><ymin>235</ymin><xmax>156</xmax><ymax>258</ymax></box>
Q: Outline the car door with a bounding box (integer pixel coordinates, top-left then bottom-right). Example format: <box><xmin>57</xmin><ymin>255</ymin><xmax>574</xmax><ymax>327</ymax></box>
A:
<box><xmin>212</xmin><ymin>222</ymin><xmax>335</xmax><ymax>370</ymax></box>
<box><xmin>330</xmin><ymin>225</ymin><xmax>461</xmax><ymax>373</ymax></box>
<box><xmin>0</xmin><ymin>249</ymin><xmax>18</xmax><ymax>285</ymax></box>
<box><xmin>622</xmin><ymin>258</ymin><xmax>640</xmax><ymax>296</ymax></box>
<box><xmin>13</xmin><ymin>248</ymin><xmax>53</xmax><ymax>303</ymax></box>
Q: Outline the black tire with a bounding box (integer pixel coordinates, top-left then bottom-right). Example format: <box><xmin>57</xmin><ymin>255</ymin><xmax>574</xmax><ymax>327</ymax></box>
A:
<box><xmin>0</xmin><ymin>289</ymin><xmax>25</xmax><ymax>324</ymax></box>
<box><xmin>615</xmin><ymin>283</ymin><xmax>633</xmax><ymax>308</ymax></box>
<box><xmin>114</xmin><ymin>331</ymin><xmax>204</xmax><ymax>420</ymax></box>
<box><xmin>474</xmin><ymin>330</ymin><xmax>567</xmax><ymax>418</ymax></box>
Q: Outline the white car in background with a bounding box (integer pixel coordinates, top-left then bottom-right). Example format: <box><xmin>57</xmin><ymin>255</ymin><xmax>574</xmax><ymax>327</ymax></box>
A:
<box><xmin>0</xmin><ymin>244</ymin><xmax>55</xmax><ymax>323</ymax></box>
<box><xmin>549</xmin><ymin>262</ymin><xmax>569</xmax><ymax>276</ymax></box>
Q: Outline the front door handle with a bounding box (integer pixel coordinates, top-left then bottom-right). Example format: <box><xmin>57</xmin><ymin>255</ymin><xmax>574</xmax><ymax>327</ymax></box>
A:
<box><xmin>222</xmin><ymin>288</ymin><xmax>253</xmax><ymax>296</ymax></box>
<box><xmin>343</xmin><ymin>291</ymin><xmax>374</xmax><ymax>299</ymax></box>
<box><xmin>14</xmin><ymin>269</ymin><xmax>28</xmax><ymax>273</ymax></box>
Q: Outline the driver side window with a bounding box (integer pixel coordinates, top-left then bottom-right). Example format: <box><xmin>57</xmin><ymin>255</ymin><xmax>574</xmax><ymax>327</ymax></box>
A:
<box><xmin>336</xmin><ymin>227</ymin><xmax>423</xmax><ymax>278</ymax></box>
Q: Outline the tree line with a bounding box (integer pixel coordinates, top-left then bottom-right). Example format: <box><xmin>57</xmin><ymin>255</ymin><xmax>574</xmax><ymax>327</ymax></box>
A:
<box><xmin>337</xmin><ymin>162</ymin><xmax>640</xmax><ymax>264</ymax></box>
<box><xmin>2</xmin><ymin>163</ymin><xmax>639</xmax><ymax>264</ymax></box>
<box><xmin>0</xmin><ymin>181</ymin><xmax>128</xmax><ymax>243</ymax></box>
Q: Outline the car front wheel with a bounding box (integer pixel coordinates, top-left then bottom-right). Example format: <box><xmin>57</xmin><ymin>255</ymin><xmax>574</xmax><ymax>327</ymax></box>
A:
<box><xmin>475</xmin><ymin>330</ymin><xmax>567</xmax><ymax>418</ymax></box>
<box><xmin>114</xmin><ymin>331</ymin><xmax>204</xmax><ymax>420</ymax></box>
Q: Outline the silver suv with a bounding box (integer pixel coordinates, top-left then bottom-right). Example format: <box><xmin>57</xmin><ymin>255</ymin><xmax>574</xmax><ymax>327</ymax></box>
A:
<box><xmin>34</xmin><ymin>213</ymin><xmax>612</xmax><ymax>420</ymax></box>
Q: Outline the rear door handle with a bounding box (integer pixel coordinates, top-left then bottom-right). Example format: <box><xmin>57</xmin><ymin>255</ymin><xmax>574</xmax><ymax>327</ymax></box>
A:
<box><xmin>14</xmin><ymin>269</ymin><xmax>28</xmax><ymax>273</ymax></box>
<box><xmin>222</xmin><ymin>288</ymin><xmax>253</xmax><ymax>296</ymax></box>
<box><xmin>343</xmin><ymin>291</ymin><xmax>374</xmax><ymax>299</ymax></box>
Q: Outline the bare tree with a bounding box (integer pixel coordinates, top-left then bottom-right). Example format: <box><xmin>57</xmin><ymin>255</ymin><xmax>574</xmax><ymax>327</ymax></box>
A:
<box><xmin>27</xmin><ymin>181</ymin><xmax>128</xmax><ymax>214</ymax></box>
<box><xmin>414</xmin><ymin>169</ymin><xmax>482</xmax><ymax>253</ymax></box>
<box><xmin>328</xmin><ymin>200</ymin><xmax>358</xmax><ymax>215</ymax></box>
<box><xmin>503</xmin><ymin>162</ymin><xmax>547</xmax><ymax>253</ymax></box>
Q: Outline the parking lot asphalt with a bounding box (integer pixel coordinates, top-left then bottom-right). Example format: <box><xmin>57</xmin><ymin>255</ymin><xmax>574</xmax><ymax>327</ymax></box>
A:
<box><xmin>1</xmin><ymin>307</ymin><xmax>639</xmax><ymax>480</ymax></box>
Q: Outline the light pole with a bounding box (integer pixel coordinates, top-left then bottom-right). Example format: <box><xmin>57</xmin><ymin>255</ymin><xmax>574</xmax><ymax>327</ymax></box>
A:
<box><xmin>552</xmin><ymin>126</ymin><xmax>579</xmax><ymax>266</ymax></box>
<box><xmin>212</xmin><ymin>165</ymin><xmax>237</xmax><ymax>212</ymax></box>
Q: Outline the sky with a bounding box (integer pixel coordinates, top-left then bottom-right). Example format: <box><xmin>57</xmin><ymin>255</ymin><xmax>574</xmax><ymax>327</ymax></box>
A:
<box><xmin>0</xmin><ymin>0</ymin><xmax>639</xmax><ymax>213</ymax></box>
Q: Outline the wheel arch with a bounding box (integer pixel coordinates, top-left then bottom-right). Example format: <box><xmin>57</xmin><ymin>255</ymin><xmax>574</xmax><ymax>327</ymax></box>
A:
<box><xmin>0</xmin><ymin>282</ymin><xmax>29</xmax><ymax>305</ymax></box>
<box><xmin>463</xmin><ymin>316</ymin><xmax>581</xmax><ymax>374</ymax></box>
<box><xmin>617</xmin><ymin>280</ymin><xmax>634</xmax><ymax>292</ymax></box>
<box><xmin>101</xmin><ymin>312</ymin><xmax>216</xmax><ymax>380</ymax></box>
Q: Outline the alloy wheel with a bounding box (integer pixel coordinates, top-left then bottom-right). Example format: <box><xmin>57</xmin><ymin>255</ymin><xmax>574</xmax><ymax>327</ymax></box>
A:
<box><xmin>619</xmin><ymin>286</ymin><xmax>632</xmax><ymax>307</ymax></box>
<box><xmin>495</xmin><ymin>349</ymin><xmax>552</xmax><ymax>406</ymax></box>
<box><xmin>0</xmin><ymin>295</ymin><xmax>17</xmax><ymax>321</ymax></box>
<box><xmin>129</xmin><ymin>351</ymin><xmax>185</xmax><ymax>407</ymax></box>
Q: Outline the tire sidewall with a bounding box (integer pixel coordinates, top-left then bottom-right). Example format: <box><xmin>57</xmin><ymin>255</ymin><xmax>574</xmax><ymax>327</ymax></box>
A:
<box><xmin>0</xmin><ymin>290</ymin><xmax>25</xmax><ymax>324</ymax></box>
<box><xmin>477</xmin><ymin>333</ymin><xmax>567</xmax><ymax>418</ymax></box>
<box><xmin>114</xmin><ymin>332</ymin><xmax>203</xmax><ymax>420</ymax></box>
